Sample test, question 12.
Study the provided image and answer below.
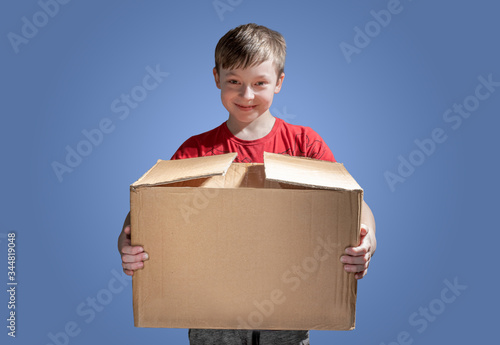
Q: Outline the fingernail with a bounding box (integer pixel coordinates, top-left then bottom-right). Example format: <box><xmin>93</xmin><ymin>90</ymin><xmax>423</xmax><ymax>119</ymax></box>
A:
<box><xmin>143</xmin><ymin>253</ymin><xmax>149</xmax><ymax>260</ymax></box>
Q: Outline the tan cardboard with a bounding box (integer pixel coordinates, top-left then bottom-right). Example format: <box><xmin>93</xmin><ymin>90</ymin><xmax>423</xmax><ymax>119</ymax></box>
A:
<box><xmin>130</xmin><ymin>152</ymin><xmax>363</xmax><ymax>330</ymax></box>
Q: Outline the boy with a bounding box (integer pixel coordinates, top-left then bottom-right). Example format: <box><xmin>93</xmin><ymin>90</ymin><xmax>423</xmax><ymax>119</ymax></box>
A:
<box><xmin>118</xmin><ymin>23</ymin><xmax>376</xmax><ymax>345</ymax></box>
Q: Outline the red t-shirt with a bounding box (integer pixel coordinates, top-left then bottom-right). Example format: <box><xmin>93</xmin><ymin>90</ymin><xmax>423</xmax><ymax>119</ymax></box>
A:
<box><xmin>171</xmin><ymin>117</ymin><xmax>335</xmax><ymax>163</ymax></box>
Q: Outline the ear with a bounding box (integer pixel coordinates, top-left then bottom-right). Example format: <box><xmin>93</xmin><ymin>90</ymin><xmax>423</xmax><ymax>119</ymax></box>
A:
<box><xmin>274</xmin><ymin>72</ymin><xmax>285</xmax><ymax>94</ymax></box>
<box><xmin>213</xmin><ymin>67</ymin><xmax>221</xmax><ymax>89</ymax></box>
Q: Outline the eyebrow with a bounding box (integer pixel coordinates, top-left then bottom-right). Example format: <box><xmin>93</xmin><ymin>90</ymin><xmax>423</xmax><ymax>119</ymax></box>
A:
<box><xmin>224</xmin><ymin>72</ymin><xmax>271</xmax><ymax>79</ymax></box>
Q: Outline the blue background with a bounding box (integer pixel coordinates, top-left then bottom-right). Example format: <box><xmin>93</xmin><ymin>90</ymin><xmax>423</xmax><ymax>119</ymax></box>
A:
<box><xmin>1</xmin><ymin>0</ymin><xmax>499</xmax><ymax>344</ymax></box>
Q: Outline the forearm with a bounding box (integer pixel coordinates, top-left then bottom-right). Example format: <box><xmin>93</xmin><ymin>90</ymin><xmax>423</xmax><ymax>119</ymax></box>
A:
<box><xmin>361</xmin><ymin>200</ymin><xmax>376</xmax><ymax>254</ymax></box>
<box><xmin>117</xmin><ymin>212</ymin><xmax>131</xmax><ymax>254</ymax></box>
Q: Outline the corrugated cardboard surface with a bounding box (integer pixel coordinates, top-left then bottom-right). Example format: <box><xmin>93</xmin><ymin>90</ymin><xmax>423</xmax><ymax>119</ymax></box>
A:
<box><xmin>131</xmin><ymin>153</ymin><xmax>362</xmax><ymax>330</ymax></box>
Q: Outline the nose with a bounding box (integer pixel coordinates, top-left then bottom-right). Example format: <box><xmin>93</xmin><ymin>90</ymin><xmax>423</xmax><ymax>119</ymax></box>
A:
<box><xmin>240</xmin><ymin>85</ymin><xmax>255</xmax><ymax>100</ymax></box>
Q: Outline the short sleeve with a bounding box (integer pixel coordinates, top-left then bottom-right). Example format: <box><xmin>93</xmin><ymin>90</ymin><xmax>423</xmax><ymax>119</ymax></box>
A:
<box><xmin>303</xmin><ymin>126</ymin><xmax>336</xmax><ymax>162</ymax></box>
<box><xmin>170</xmin><ymin>136</ymin><xmax>201</xmax><ymax>160</ymax></box>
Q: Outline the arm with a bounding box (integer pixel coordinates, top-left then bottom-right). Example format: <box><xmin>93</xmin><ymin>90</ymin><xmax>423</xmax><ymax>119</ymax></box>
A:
<box><xmin>340</xmin><ymin>200</ymin><xmax>376</xmax><ymax>280</ymax></box>
<box><xmin>118</xmin><ymin>212</ymin><xmax>149</xmax><ymax>276</ymax></box>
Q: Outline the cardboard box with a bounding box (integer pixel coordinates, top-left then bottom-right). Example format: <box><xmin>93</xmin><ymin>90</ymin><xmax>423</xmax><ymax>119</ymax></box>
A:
<box><xmin>130</xmin><ymin>152</ymin><xmax>363</xmax><ymax>330</ymax></box>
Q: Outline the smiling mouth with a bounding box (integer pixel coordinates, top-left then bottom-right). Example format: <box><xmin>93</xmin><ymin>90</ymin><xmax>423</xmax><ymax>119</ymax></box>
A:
<box><xmin>236</xmin><ymin>104</ymin><xmax>257</xmax><ymax>110</ymax></box>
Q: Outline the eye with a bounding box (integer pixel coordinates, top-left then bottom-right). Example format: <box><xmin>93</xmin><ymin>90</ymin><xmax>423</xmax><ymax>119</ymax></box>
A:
<box><xmin>255</xmin><ymin>81</ymin><xmax>267</xmax><ymax>86</ymax></box>
<box><xmin>227</xmin><ymin>80</ymin><xmax>239</xmax><ymax>84</ymax></box>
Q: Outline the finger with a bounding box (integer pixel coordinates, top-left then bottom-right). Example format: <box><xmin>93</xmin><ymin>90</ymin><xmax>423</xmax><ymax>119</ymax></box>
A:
<box><xmin>347</xmin><ymin>234</ymin><xmax>372</xmax><ymax>255</ymax></box>
<box><xmin>341</xmin><ymin>252</ymin><xmax>371</xmax><ymax>265</ymax></box>
<box><xmin>122</xmin><ymin>252</ymin><xmax>149</xmax><ymax>263</ymax></box>
<box><xmin>123</xmin><ymin>269</ymin><xmax>134</xmax><ymax>276</ymax></box>
<box><xmin>360</xmin><ymin>224</ymin><xmax>368</xmax><ymax>237</ymax></box>
<box><xmin>124</xmin><ymin>225</ymin><xmax>131</xmax><ymax>235</ymax></box>
<box><xmin>122</xmin><ymin>260</ymin><xmax>145</xmax><ymax>271</ymax></box>
<box><xmin>121</xmin><ymin>245</ymin><xmax>144</xmax><ymax>256</ymax></box>
<box><xmin>355</xmin><ymin>268</ymin><xmax>368</xmax><ymax>280</ymax></box>
<box><xmin>345</xmin><ymin>242</ymin><xmax>370</xmax><ymax>256</ymax></box>
<box><xmin>343</xmin><ymin>263</ymin><xmax>365</xmax><ymax>273</ymax></box>
<box><xmin>343</xmin><ymin>262</ymin><xmax>369</xmax><ymax>275</ymax></box>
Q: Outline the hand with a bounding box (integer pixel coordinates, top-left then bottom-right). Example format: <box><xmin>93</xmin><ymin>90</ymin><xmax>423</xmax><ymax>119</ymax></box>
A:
<box><xmin>340</xmin><ymin>224</ymin><xmax>374</xmax><ymax>280</ymax></box>
<box><xmin>119</xmin><ymin>225</ymin><xmax>149</xmax><ymax>276</ymax></box>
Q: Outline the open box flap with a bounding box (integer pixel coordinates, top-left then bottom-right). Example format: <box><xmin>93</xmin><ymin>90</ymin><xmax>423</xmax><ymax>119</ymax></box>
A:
<box><xmin>131</xmin><ymin>152</ymin><xmax>238</xmax><ymax>188</ymax></box>
<box><xmin>263</xmin><ymin>152</ymin><xmax>362</xmax><ymax>191</ymax></box>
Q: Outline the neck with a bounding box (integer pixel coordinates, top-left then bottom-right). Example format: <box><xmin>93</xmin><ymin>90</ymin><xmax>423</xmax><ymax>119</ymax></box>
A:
<box><xmin>226</xmin><ymin>111</ymin><xmax>276</xmax><ymax>140</ymax></box>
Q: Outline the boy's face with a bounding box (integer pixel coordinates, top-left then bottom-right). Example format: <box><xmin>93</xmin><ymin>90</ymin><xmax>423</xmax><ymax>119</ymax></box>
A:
<box><xmin>213</xmin><ymin>59</ymin><xmax>284</xmax><ymax>124</ymax></box>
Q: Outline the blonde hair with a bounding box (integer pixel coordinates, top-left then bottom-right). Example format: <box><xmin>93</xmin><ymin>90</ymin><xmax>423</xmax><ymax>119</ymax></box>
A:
<box><xmin>215</xmin><ymin>23</ymin><xmax>286</xmax><ymax>78</ymax></box>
